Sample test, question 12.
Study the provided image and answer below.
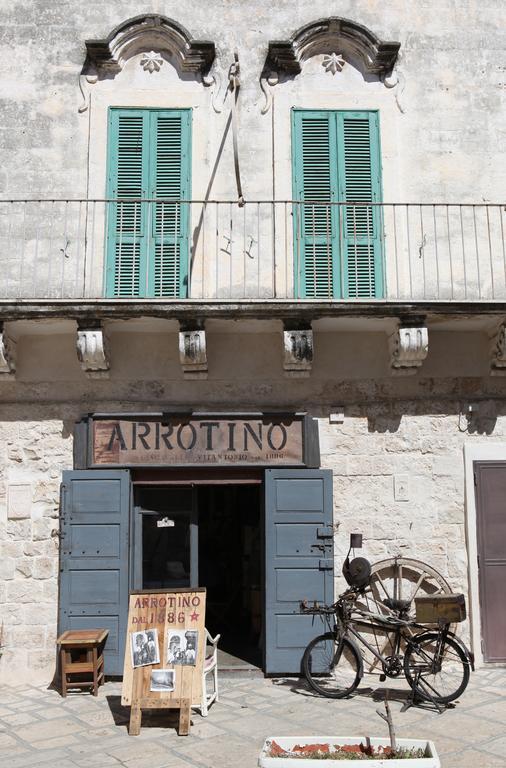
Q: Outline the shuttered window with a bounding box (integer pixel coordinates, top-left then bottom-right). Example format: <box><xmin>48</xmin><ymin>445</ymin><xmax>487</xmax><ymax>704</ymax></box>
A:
<box><xmin>292</xmin><ymin>110</ymin><xmax>383</xmax><ymax>299</ymax></box>
<box><xmin>105</xmin><ymin>108</ymin><xmax>191</xmax><ymax>298</ymax></box>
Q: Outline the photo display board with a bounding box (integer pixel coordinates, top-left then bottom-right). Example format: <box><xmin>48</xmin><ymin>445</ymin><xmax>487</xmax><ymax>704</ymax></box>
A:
<box><xmin>122</xmin><ymin>588</ymin><xmax>206</xmax><ymax>735</ymax></box>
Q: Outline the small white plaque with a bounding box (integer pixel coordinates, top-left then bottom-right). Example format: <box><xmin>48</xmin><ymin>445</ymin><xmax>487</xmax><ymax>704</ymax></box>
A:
<box><xmin>394</xmin><ymin>474</ymin><xmax>410</xmax><ymax>502</ymax></box>
<box><xmin>7</xmin><ymin>484</ymin><xmax>32</xmax><ymax>519</ymax></box>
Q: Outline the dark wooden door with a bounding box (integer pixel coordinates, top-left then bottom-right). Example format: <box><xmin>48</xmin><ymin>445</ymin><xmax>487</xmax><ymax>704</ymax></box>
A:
<box><xmin>59</xmin><ymin>470</ymin><xmax>131</xmax><ymax>675</ymax></box>
<box><xmin>264</xmin><ymin>469</ymin><xmax>334</xmax><ymax>674</ymax></box>
<box><xmin>475</xmin><ymin>462</ymin><xmax>506</xmax><ymax>661</ymax></box>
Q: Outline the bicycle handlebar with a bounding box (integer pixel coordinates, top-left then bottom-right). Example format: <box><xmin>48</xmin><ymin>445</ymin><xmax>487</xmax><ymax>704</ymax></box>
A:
<box><xmin>299</xmin><ymin>591</ymin><xmax>358</xmax><ymax>616</ymax></box>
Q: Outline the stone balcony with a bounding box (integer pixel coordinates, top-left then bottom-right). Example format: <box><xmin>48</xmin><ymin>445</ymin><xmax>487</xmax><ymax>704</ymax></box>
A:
<box><xmin>1</xmin><ymin>199</ymin><xmax>506</xmax><ymax>380</ymax></box>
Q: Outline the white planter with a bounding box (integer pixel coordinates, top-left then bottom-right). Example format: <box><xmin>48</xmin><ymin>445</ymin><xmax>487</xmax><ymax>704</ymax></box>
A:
<box><xmin>258</xmin><ymin>736</ymin><xmax>440</xmax><ymax>768</ymax></box>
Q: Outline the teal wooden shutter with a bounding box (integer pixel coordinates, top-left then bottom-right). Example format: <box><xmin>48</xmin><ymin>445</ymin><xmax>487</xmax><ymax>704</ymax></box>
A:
<box><xmin>337</xmin><ymin>112</ymin><xmax>383</xmax><ymax>298</ymax></box>
<box><xmin>106</xmin><ymin>110</ymin><xmax>148</xmax><ymax>297</ymax></box>
<box><xmin>106</xmin><ymin>108</ymin><xmax>191</xmax><ymax>298</ymax></box>
<box><xmin>292</xmin><ymin>111</ymin><xmax>340</xmax><ymax>298</ymax></box>
<box><xmin>149</xmin><ymin>111</ymin><xmax>191</xmax><ymax>297</ymax></box>
<box><xmin>292</xmin><ymin>110</ymin><xmax>383</xmax><ymax>299</ymax></box>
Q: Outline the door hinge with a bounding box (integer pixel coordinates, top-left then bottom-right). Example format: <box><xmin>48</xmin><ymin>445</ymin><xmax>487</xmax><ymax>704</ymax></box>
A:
<box><xmin>317</xmin><ymin>526</ymin><xmax>334</xmax><ymax>538</ymax></box>
<box><xmin>319</xmin><ymin>558</ymin><xmax>333</xmax><ymax>570</ymax></box>
<box><xmin>474</xmin><ymin>473</ymin><xmax>477</xmax><ymax>487</ymax></box>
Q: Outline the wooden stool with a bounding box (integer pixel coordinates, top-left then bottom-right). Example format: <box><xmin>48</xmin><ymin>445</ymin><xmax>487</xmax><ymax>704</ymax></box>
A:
<box><xmin>57</xmin><ymin>629</ymin><xmax>108</xmax><ymax>697</ymax></box>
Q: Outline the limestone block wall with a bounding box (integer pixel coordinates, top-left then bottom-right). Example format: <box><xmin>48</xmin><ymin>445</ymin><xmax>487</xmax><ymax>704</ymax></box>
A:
<box><xmin>319</xmin><ymin>411</ymin><xmax>469</xmax><ymax>589</ymax></box>
<box><xmin>0</xmin><ymin>402</ymin><xmax>505</xmax><ymax>681</ymax></box>
<box><xmin>0</xmin><ymin>421</ymin><xmax>72</xmax><ymax>681</ymax></box>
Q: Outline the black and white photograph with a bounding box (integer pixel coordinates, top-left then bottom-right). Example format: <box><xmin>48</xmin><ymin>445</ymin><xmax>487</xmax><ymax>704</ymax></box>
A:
<box><xmin>131</xmin><ymin>628</ymin><xmax>160</xmax><ymax>668</ymax></box>
<box><xmin>150</xmin><ymin>669</ymin><xmax>175</xmax><ymax>693</ymax></box>
<box><xmin>166</xmin><ymin>630</ymin><xmax>198</xmax><ymax>666</ymax></box>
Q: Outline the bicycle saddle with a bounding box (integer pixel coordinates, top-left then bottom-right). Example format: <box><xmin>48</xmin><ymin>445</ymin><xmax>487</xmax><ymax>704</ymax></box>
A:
<box><xmin>383</xmin><ymin>597</ymin><xmax>411</xmax><ymax>613</ymax></box>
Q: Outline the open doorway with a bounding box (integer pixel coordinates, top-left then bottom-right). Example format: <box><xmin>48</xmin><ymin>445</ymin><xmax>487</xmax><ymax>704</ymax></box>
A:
<box><xmin>198</xmin><ymin>485</ymin><xmax>262</xmax><ymax>669</ymax></box>
<box><xmin>134</xmin><ymin>482</ymin><xmax>263</xmax><ymax>670</ymax></box>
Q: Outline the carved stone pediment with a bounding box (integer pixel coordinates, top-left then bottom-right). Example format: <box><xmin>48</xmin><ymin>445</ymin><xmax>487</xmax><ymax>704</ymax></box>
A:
<box><xmin>389</xmin><ymin>325</ymin><xmax>428</xmax><ymax>375</ymax></box>
<box><xmin>179</xmin><ymin>328</ymin><xmax>208</xmax><ymax>380</ymax></box>
<box><xmin>283</xmin><ymin>327</ymin><xmax>313</xmax><ymax>378</ymax></box>
<box><xmin>265</xmin><ymin>17</ymin><xmax>400</xmax><ymax>77</ymax></box>
<box><xmin>83</xmin><ymin>14</ymin><xmax>215</xmax><ymax>76</ymax></box>
<box><xmin>76</xmin><ymin>327</ymin><xmax>110</xmax><ymax>379</ymax></box>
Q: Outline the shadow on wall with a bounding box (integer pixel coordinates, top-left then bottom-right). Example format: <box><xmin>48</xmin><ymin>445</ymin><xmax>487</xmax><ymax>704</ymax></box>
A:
<box><xmin>367</xmin><ymin>412</ymin><xmax>402</xmax><ymax>433</ymax></box>
<box><xmin>366</xmin><ymin>401</ymin><xmax>498</xmax><ymax>436</ymax></box>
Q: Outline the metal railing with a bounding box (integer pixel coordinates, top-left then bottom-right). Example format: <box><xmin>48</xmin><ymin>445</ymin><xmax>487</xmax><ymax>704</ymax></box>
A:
<box><xmin>0</xmin><ymin>199</ymin><xmax>505</xmax><ymax>302</ymax></box>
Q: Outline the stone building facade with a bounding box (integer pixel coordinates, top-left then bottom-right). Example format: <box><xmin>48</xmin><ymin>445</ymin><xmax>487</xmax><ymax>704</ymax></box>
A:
<box><xmin>0</xmin><ymin>0</ymin><xmax>506</xmax><ymax>682</ymax></box>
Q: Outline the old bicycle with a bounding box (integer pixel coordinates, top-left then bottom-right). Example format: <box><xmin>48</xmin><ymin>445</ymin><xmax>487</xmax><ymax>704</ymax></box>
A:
<box><xmin>300</xmin><ymin>537</ymin><xmax>473</xmax><ymax>705</ymax></box>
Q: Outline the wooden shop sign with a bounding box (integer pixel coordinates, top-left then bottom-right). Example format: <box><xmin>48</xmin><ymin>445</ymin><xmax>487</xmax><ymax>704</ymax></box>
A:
<box><xmin>122</xmin><ymin>588</ymin><xmax>206</xmax><ymax>736</ymax></box>
<box><xmin>91</xmin><ymin>414</ymin><xmax>307</xmax><ymax>467</ymax></box>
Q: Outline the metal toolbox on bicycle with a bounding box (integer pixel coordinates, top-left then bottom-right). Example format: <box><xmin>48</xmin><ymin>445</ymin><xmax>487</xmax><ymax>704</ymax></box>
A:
<box><xmin>415</xmin><ymin>593</ymin><xmax>466</xmax><ymax>624</ymax></box>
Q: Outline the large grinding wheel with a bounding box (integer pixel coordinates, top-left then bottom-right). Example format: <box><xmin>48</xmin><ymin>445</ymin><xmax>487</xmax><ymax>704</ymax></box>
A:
<box><xmin>353</xmin><ymin>556</ymin><xmax>453</xmax><ymax>674</ymax></box>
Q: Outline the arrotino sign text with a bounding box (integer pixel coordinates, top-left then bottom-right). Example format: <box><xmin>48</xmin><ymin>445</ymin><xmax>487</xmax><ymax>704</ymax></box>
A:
<box><xmin>91</xmin><ymin>416</ymin><xmax>305</xmax><ymax>466</ymax></box>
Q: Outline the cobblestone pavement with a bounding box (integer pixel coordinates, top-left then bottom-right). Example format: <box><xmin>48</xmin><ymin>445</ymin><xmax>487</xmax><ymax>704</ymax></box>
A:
<box><xmin>1</xmin><ymin>668</ymin><xmax>506</xmax><ymax>767</ymax></box>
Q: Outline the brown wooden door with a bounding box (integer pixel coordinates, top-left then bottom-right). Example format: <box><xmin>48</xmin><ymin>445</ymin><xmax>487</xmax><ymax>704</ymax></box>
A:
<box><xmin>475</xmin><ymin>462</ymin><xmax>506</xmax><ymax>662</ymax></box>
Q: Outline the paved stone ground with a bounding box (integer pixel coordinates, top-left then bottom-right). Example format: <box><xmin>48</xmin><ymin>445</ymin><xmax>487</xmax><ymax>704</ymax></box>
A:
<box><xmin>1</xmin><ymin>668</ymin><xmax>506</xmax><ymax>767</ymax></box>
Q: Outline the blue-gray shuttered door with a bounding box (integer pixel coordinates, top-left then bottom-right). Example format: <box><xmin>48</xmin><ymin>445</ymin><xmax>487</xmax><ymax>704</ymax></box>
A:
<box><xmin>264</xmin><ymin>469</ymin><xmax>334</xmax><ymax>674</ymax></box>
<box><xmin>58</xmin><ymin>470</ymin><xmax>130</xmax><ymax>675</ymax></box>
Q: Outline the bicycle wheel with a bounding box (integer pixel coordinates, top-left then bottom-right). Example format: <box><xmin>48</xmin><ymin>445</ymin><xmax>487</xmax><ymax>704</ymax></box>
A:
<box><xmin>404</xmin><ymin>631</ymin><xmax>470</xmax><ymax>704</ymax></box>
<box><xmin>302</xmin><ymin>633</ymin><xmax>361</xmax><ymax>699</ymax></box>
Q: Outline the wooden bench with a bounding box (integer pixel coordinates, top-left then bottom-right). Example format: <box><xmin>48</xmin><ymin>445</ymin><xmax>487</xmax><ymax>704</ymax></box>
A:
<box><xmin>57</xmin><ymin>629</ymin><xmax>108</xmax><ymax>697</ymax></box>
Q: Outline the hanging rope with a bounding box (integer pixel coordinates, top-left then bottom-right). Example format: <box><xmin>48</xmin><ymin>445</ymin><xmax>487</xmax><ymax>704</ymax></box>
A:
<box><xmin>228</xmin><ymin>50</ymin><xmax>244</xmax><ymax>207</ymax></box>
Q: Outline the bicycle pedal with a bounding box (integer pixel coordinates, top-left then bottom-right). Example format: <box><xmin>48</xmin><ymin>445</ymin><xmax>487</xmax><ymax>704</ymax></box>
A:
<box><xmin>379</xmin><ymin>674</ymin><xmax>386</xmax><ymax>682</ymax></box>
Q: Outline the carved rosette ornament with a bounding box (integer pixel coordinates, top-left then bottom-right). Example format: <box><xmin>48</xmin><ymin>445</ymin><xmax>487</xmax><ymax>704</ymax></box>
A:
<box><xmin>140</xmin><ymin>51</ymin><xmax>163</xmax><ymax>73</ymax></box>
<box><xmin>490</xmin><ymin>322</ymin><xmax>506</xmax><ymax>376</ymax></box>
<box><xmin>76</xmin><ymin>328</ymin><xmax>110</xmax><ymax>379</ymax></box>
<box><xmin>179</xmin><ymin>329</ymin><xmax>208</xmax><ymax>380</ymax></box>
<box><xmin>389</xmin><ymin>326</ymin><xmax>428</xmax><ymax>375</ymax></box>
<box><xmin>0</xmin><ymin>327</ymin><xmax>16</xmax><ymax>376</ymax></box>
<box><xmin>283</xmin><ymin>328</ymin><xmax>313</xmax><ymax>378</ymax></box>
<box><xmin>322</xmin><ymin>52</ymin><xmax>345</xmax><ymax>75</ymax></box>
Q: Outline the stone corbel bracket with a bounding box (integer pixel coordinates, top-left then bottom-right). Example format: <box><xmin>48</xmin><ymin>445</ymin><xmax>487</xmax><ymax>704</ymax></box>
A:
<box><xmin>0</xmin><ymin>324</ymin><xmax>16</xmax><ymax>377</ymax></box>
<box><xmin>179</xmin><ymin>326</ymin><xmax>208</xmax><ymax>380</ymax></box>
<box><xmin>260</xmin><ymin>71</ymin><xmax>279</xmax><ymax>114</ymax></box>
<box><xmin>202</xmin><ymin>69</ymin><xmax>224</xmax><ymax>113</ymax></box>
<box><xmin>283</xmin><ymin>324</ymin><xmax>313</xmax><ymax>378</ymax></box>
<box><xmin>76</xmin><ymin>325</ymin><xmax>110</xmax><ymax>379</ymax></box>
<box><xmin>381</xmin><ymin>61</ymin><xmax>406</xmax><ymax>114</ymax></box>
<box><xmin>389</xmin><ymin>324</ymin><xmax>428</xmax><ymax>375</ymax></box>
<box><xmin>490</xmin><ymin>322</ymin><xmax>506</xmax><ymax>376</ymax></box>
<box><xmin>78</xmin><ymin>71</ymin><xmax>98</xmax><ymax>114</ymax></box>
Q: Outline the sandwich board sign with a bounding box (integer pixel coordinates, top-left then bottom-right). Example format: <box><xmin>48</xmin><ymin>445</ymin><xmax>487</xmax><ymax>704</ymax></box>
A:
<box><xmin>121</xmin><ymin>588</ymin><xmax>206</xmax><ymax>735</ymax></box>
